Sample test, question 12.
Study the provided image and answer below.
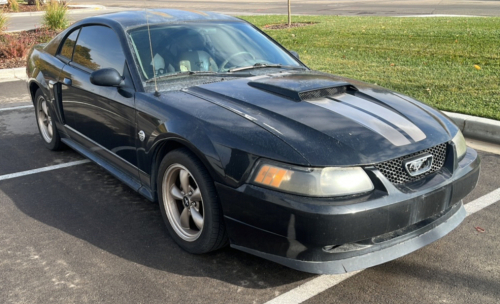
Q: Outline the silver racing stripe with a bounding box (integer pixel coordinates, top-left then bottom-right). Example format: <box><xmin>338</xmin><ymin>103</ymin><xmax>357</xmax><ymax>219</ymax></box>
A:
<box><xmin>309</xmin><ymin>97</ymin><xmax>412</xmax><ymax>146</ymax></box>
<box><xmin>336</xmin><ymin>94</ymin><xmax>426</xmax><ymax>142</ymax></box>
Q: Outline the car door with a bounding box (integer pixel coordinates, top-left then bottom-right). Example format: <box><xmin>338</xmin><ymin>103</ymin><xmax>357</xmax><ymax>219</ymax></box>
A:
<box><xmin>58</xmin><ymin>25</ymin><xmax>139</xmax><ymax>178</ymax></box>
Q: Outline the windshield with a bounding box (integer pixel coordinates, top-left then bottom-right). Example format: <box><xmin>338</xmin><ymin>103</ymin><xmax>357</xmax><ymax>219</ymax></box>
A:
<box><xmin>127</xmin><ymin>21</ymin><xmax>302</xmax><ymax>82</ymax></box>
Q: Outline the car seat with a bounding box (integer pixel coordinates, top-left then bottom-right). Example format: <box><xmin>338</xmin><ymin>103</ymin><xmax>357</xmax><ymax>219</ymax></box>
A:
<box><xmin>175</xmin><ymin>32</ymin><xmax>218</xmax><ymax>72</ymax></box>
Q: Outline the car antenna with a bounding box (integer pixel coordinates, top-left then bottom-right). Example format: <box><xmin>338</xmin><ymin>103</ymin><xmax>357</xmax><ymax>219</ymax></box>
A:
<box><xmin>144</xmin><ymin>4</ymin><xmax>160</xmax><ymax>97</ymax></box>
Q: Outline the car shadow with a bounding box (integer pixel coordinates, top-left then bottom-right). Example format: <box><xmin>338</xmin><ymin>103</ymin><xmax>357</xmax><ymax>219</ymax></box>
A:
<box><xmin>2</xmin><ymin>158</ymin><xmax>313</xmax><ymax>289</ymax></box>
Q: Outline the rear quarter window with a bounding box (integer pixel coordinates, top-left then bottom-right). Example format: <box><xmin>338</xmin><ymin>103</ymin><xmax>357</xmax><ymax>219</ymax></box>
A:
<box><xmin>59</xmin><ymin>29</ymin><xmax>80</xmax><ymax>60</ymax></box>
<box><xmin>44</xmin><ymin>30</ymin><xmax>67</xmax><ymax>56</ymax></box>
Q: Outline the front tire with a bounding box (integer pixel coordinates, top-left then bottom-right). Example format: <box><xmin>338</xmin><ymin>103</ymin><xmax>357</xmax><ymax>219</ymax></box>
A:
<box><xmin>34</xmin><ymin>89</ymin><xmax>63</xmax><ymax>151</ymax></box>
<box><xmin>157</xmin><ymin>148</ymin><xmax>228</xmax><ymax>254</ymax></box>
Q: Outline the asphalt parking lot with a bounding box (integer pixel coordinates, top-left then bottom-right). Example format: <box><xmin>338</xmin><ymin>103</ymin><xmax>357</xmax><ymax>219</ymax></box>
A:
<box><xmin>1</xmin><ymin>79</ymin><xmax>499</xmax><ymax>303</ymax></box>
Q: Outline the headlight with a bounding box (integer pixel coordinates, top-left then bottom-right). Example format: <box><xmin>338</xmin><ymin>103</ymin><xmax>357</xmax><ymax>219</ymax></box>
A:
<box><xmin>452</xmin><ymin>130</ymin><xmax>467</xmax><ymax>162</ymax></box>
<box><xmin>250</xmin><ymin>160</ymin><xmax>374</xmax><ymax>197</ymax></box>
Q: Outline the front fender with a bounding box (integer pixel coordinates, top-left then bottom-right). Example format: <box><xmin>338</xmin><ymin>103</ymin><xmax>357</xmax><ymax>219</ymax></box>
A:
<box><xmin>136</xmin><ymin>90</ymin><xmax>307</xmax><ymax>191</ymax></box>
<box><xmin>136</xmin><ymin>93</ymin><xmax>225</xmax><ymax>193</ymax></box>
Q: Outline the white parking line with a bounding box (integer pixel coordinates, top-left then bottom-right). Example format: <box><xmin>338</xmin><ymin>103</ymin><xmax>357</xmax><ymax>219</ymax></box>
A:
<box><xmin>464</xmin><ymin>188</ymin><xmax>500</xmax><ymax>216</ymax></box>
<box><xmin>266</xmin><ymin>271</ymin><xmax>362</xmax><ymax>304</ymax></box>
<box><xmin>0</xmin><ymin>105</ymin><xmax>33</xmax><ymax>112</ymax></box>
<box><xmin>265</xmin><ymin>188</ymin><xmax>500</xmax><ymax>304</ymax></box>
<box><xmin>0</xmin><ymin>160</ymin><xmax>90</xmax><ymax>181</ymax></box>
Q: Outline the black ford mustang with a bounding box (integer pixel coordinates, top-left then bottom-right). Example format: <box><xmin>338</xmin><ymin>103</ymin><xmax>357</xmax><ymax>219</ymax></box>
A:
<box><xmin>26</xmin><ymin>9</ymin><xmax>480</xmax><ymax>274</ymax></box>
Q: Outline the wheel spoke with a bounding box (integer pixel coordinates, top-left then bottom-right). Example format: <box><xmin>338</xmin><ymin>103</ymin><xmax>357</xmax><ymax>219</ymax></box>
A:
<box><xmin>190</xmin><ymin>207</ymin><xmax>204</xmax><ymax>230</ymax></box>
<box><xmin>170</xmin><ymin>185</ymin><xmax>183</xmax><ymax>200</ymax></box>
<box><xmin>179</xmin><ymin>169</ymin><xmax>190</xmax><ymax>193</ymax></box>
<box><xmin>163</xmin><ymin>164</ymin><xmax>206</xmax><ymax>242</ymax></box>
<box><xmin>180</xmin><ymin>207</ymin><xmax>190</xmax><ymax>229</ymax></box>
<box><xmin>47</xmin><ymin>124</ymin><xmax>53</xmax><ymax>137</ymax></box>
<box><xmin>41</xmin><ymin>101</ymin><xmax>49</xmax><ymax>117</ymax></box>
<box><xmin>190</xmin><ymin>187</ymin><xmax>201</xmax><ymax>202</ymax></box>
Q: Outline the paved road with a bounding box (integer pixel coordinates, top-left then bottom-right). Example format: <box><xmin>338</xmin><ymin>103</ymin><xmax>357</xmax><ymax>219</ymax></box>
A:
<box><xmin>74</xmin><ymin>0</ymin><xmax>500</xmax><ymax>16</ymax></box>
<box><xmin>0</xmin><ymin>79</ymin><xmax>499</xmax><ymax>303</ymax></box>
<box><xmin>5</xmin><ymin>0</ymin><xmax>500</xmax><ymax>31</ymax></box>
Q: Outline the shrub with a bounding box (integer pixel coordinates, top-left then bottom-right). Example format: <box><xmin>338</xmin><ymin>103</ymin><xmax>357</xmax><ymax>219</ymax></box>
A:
<box><xmin>0</xmin><ymin>28</ymin><xmax>59</xmax><ymax>60</ymax></box>
<box><xmin>8</xmin><ymin>0</ymin><xmax>19</xmax><ymax>12</ymax></box>
<box><xmin>43</xmin><ymin>0</ymin><xmax>68</xmax><ymax>30</ymax></box>
<box><xmin>0</xmin><ymin>34</ymin><xmax>31</xmax><ymax>59</ymax></box>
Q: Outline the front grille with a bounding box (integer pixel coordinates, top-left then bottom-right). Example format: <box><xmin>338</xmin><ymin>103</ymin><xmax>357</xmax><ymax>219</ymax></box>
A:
<box><xmin>298</xmin><ymin>86</ymin><xmax>347</xmax><ymax>100</ymax></box>
<box><xmin>375</xmin><ymin>143</ymin><xmax>447</xmax><ymax>184</ymax></box>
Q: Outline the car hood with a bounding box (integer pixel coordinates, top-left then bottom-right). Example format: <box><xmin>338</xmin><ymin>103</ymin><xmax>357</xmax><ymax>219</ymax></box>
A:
<box><xmin>183</xmin><ymin>71</ymin><xmax>457</xmax><ymax>166</ymax></box>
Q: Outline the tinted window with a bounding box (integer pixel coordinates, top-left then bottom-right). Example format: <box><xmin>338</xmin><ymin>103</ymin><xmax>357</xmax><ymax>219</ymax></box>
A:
<box><xmin>59</xmin><ymin>29</ymin><xmax>80</xmax><ymax>60</ymax></box>
<box><xmin>73</xmin><ymin>26</ymin><xmax>126</xmax><ymax>73</ymax></box>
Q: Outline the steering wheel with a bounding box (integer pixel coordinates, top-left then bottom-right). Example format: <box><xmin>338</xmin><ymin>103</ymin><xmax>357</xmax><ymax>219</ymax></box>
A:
<box><xmin>219</xmin><ymin>51</ymin><xmax>256</xmax><ymax>72</ymax></box>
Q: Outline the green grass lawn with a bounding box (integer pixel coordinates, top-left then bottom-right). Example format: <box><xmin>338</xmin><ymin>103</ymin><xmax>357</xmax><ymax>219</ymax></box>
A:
<box><xmin>241</xmin><ymin>16</ymin><xmax>500</xmax><ymax>120</ymax></box>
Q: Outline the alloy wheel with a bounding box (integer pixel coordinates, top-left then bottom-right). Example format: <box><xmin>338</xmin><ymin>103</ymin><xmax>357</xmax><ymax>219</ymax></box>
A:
<box><xmin>162</xmin><ymin>164</ymin><xmax>205</xmax><ymax>242</ymax></box>
<box><xmin>36</xmin><ymin>95</ymin><xmax>53</xmax><ymax>143</ymax></box>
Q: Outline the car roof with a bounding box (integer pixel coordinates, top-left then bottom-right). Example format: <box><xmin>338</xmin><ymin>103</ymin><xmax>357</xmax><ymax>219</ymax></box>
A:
<box><xmin>84</xmin><ymin>9</ymin><xmax>240</xmax><ymax>30</ymax></box>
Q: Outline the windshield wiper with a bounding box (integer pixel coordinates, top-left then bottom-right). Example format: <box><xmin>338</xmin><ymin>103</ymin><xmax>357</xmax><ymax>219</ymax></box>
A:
<box><xmin>228</xmin><ymin>63</ymin><xmax>307</xmax><ymax>73</ymax></box>
<box><xmin>146</xmin><ymin>71</ymin><xmax>223</xmax><ymax>83</ymax></box>
<box><xmin>146</xmin><ymin>70</ymin><xmax>255</xmax><ymax>83</ymax></box>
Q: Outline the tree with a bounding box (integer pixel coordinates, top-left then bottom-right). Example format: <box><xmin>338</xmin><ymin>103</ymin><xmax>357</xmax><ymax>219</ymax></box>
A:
<box><xmin>288</xmin><ymin>0</ymin><xmax>291</xmax><ymax>27</ymax></box>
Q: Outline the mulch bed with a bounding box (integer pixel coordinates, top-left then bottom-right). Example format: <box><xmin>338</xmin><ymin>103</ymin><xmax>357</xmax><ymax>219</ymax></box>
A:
<box><xmin>263</xmin><ymin>22</ymin><xmax>318</xmax><ymax>30</ymax></box>
<box><xmin>0</xmin><ymin>28</ymin><xmax>60</xmax><ymax>69</ymax></box>
<box><xmin>0</xmin><ymin>57</ymin><xmax>25</xmax><ymax>69</ymax></box>
<box><xmin>2</xmin><ymin>3</ymin><xmax>44</xmax><ymax>13</ymax></box>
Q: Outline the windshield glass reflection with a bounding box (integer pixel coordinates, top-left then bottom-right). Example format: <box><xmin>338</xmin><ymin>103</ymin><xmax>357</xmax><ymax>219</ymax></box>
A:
<box><xmin>128</xmin><ymin>21</ymin><xmax>302</xmax><ymax>81</ymax></box>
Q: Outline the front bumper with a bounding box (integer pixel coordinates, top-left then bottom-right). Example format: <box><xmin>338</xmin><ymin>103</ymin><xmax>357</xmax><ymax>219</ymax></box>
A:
<box><xmin>216</xmin><ymin>147</ymin><xmax>480</xmax><ymax>274</ymax></box>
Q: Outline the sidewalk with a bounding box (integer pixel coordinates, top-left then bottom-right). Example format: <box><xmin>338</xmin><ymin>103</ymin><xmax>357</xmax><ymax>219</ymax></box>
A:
<box><xmin>3</xmin><ymin>5</ymin><xmax>131</xmax><ymax>32</ymax></box>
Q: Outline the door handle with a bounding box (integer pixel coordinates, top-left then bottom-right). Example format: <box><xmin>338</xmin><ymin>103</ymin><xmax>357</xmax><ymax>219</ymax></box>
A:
<box><xmin>63</xmin><ymin>78</ymin><xmax>72</xmax><ymax>86</ymax></box>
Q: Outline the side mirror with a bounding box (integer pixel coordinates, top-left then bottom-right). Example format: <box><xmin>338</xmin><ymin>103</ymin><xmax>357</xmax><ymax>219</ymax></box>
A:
<box><xmin>290</xmin><ymin>50</ymin><xmax>300</xmax><ymax>60</ymax></box>
<box><xmin>90</xmin><ymin>68</ymin><xmax>124</xmax><ymax>87</ymax></box>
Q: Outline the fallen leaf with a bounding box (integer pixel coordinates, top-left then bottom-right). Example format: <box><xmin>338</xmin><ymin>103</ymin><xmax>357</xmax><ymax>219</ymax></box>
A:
<box><xmin>474</xmin><ymin>226</ymin><xmax>485</xmax><ymax>233</ymax></box>
<box><xmin>474</xmin><ymin>65</ymin><xmax>481</xmax><ymax>70</ymax></box>
<box><xmin>390</xmin><ymin>63</ymin><xmax>395</xmax><ymax>66</ymax></box>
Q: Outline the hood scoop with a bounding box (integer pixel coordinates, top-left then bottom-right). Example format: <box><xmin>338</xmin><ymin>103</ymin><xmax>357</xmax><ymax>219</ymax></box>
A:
<box><xmin>248</xmin><ymin>74</ymin><xmax>356</xmax><ymax>102</ymax></box>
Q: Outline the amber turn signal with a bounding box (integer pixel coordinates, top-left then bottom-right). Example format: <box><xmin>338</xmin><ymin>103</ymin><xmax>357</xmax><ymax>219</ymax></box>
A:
<box><xmin>254</xmin><ymin>165</ymin><xmax>290</xmax><ymax>187</ymax></box>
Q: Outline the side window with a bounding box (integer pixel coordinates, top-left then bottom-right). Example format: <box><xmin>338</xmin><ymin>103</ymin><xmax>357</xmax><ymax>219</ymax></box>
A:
<box><xmin>72</xmin><ymin>26</ymin><xmax>126</xmax><ymax>74</ymax></box>
<box><xmin>59</xmin><ymin>29</ymin><xmax>80</xmax><ymax>60</ymax></box>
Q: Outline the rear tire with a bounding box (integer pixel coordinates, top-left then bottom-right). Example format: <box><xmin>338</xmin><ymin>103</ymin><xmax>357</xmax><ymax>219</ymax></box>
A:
<box><xmin>157</xmin><ymin>148</ymin><xmax>228</xmax><ymax>254</ymax></box>
<box><xmin>34</xmin><ymin>89</ymin><xmax>63</xmax><ymax>151</ymax></box>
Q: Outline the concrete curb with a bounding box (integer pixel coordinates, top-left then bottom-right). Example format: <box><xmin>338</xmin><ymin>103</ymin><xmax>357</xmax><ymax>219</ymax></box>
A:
<box><xmin>444</xmin><ymin>111</ymin><xmax>500</xmax><ymax>144</ymax></box>
<box><xmin>0</xmin><ymin>67</ymin><xmax>497</xmax><ymax>144</ymax></box>
<box><xmin>0</xmin><ymin>67</ymin><xmax>27</xmax><ymax>82</ymax></box>
<box><xmin>5</xmin><ymin>5</ymin><xmax>106</xmax><ymax>18</ymax></box>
